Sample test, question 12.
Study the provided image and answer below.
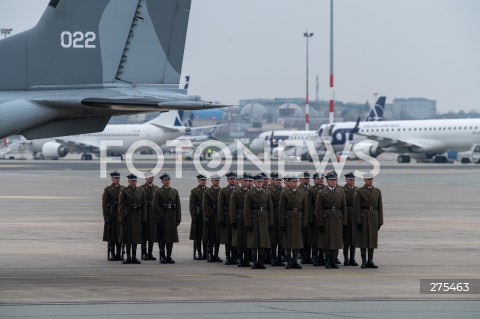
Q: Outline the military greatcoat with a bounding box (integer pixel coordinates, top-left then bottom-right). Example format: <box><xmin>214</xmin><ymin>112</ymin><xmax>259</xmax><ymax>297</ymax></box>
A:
<box><xmin>306</xmin><ymin>184</ymin><xmax>323</xmax><ymax>247</ymax></box>
<box><xmin>229</xmin><ymin>187</ymin><xmax>249</xmax><ymax>248</ymax></box>
<box><xmin>139</xmin><ymin>183</ymin><xmax>159</xmax><ymax>242</ymax></box>
<box><xmin>315</xmin><ymin>186</ymin><xmax>347</xmax><ymax>249</ymax></box>
<box><xmin>118</xmin><ymin>186</ymin><xmax>147</xmax><ymax>245</ymax></box>
<box><xmin>353</xmin><ymin>185</ymin><xmax>383</xmax><ymax>248</ymax></box>
<box><xmin>279</xmin><ymin>188</ymin><xmax>308</xmax><ymax>249</ymax></box>
<box><xmin>153</xmin><ymin>186</ymin><xmax>181</xmax><ymax>243</ymax></box>
<box><xmin>189</xmin><ymin>185</ymin><xmax>207</xmax><ymax>240</ymax></box>
<box><xmin>102</xmin><ymin>183</ymin><xmax>124</xmax><ymax>242</ymax></box>
<box><xmin>268</xmin><ymin>185</ymin><xmax>284</xmax><ymax>247</ymax></box>
<box><xmin>342</xmin><ymin>184</ymin><xmax>358</xmax><ymax>247</ymax></box>
<box><xmin>244</xmin><ymin>188</ymin><xmax>274</xmax><ymax>249</ymax></box>
<box><xmin>202</xmin><ymin>186</ymin><xmax>221</xmax><ymax>244</ymax></box>
<box><xmin>218</xmin><ymin>185</ymin><xmax>238</xmax><ymax>245</ymax></box>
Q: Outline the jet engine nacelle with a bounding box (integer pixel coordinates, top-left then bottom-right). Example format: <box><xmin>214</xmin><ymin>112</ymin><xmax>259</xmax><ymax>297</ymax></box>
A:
<box><xmin>41</xmin><ymin>142</ymin><xmax>68</xmax><ymax>159</ymax></box>
<box><xmin>353</xmin><ymin>140</ymin><xmax>382</xmax><ymax>158</ymax></box>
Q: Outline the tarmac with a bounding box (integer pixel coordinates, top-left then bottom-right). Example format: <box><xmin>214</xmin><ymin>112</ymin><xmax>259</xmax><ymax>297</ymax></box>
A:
<box><xmin>0</xmin><ymin>159</ymin><xmax>479</xmax><ymax>317</ymax></box>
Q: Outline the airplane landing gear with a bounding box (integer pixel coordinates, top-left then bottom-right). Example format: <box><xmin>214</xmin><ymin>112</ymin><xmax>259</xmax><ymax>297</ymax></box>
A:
<box><xmin>397</xmin><ymin>155</ymin><xmax>411</xmax><ymax>163</ymax></box>
<box><xmin>81</xmin><ymin>153</ymin><xmax>93</xmax><ymax>161</ymax></box>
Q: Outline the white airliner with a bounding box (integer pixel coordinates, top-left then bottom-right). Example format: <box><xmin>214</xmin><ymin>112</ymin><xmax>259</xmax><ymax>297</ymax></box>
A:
<box><xmin>27</xmin><ymin>111</ymin><xmax>208</xmax><ymax>160</ymax></box>
<box><xmin>250</xmin><ymin>97</ymin><xmax>387</xmax><ymax>159</ymax></box>
<box><xmin>352</xmin><ymin>118</ymin><xmax>480</xmax><ymax>163</ymax></box>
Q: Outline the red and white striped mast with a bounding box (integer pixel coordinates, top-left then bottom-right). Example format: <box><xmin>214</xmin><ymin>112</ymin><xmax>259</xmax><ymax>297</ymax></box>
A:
<box><xmin>329</xmin><ymin>0</ymin><xmax>335</xmax><ymax>124</ymax></box>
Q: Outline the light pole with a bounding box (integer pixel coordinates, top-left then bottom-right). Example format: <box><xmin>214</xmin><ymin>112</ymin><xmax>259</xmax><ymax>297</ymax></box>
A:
<box><xmin>1</xmin><ymin>28</ymin><xmax>13</xmax><ymax>38</ymax></box>
<box><xmin>304</xmin><ymin>31</ymin><xmax>314</xmax><ymax>131</ymax></box>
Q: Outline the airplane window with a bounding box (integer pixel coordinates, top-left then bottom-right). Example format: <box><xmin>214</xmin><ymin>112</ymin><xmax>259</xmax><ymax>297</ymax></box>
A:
<box><xmin>464</xmin><ymin>127</ymin><xmax>467</xmax><ymax>130</ymax></box>
<box><xmin>434</xmin><ymin>128</ymin><xmax>436</xmax><ymax>130</ymax></box>
<box><xmin>408</xmin><ymin>128</ymin><xmax>411</xmax><ymax>131</ymax></box>
<box><xmin>403</xmin><ymin>128</ymin><xmax>406</xmax><ymax>131</ymax></box>
<box><xmin>414</xmin><ymin>128</ymin><xmax>417</xmax><ymax>131</ymax></box>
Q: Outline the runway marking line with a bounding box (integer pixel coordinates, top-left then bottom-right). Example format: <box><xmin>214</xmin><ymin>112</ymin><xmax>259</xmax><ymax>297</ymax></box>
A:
<box><xmin>1</xmin><ymin>273</ymin><xmax>479</xmax><ymax>280</ymax></box>
<box><xmin>0</xmin><ymin>165</ymin><xmax>32</xmax><ymax>168</ymax></box>
<box><xmin>0</xmin><ymin>196</ymin><xmax>87</xmax><ymax>200</ymax></box>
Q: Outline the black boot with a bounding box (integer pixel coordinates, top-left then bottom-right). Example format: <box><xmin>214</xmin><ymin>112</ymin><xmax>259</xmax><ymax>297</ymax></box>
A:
<box><xmin>366</xmin><ymin>248</ymin><xmax>378</xmax><ymax>268</ymax></box>
<box><xmin>202</xmin><ymin>242</ymin><xmax>208</xmax><ymax>260</ymax></box>
<box><xmin>360</xmin><ymin>248</ymin><xmax>367</xmax><ymax>268</ymax></box>
<box><xmin>207</xmin><ymin>247</ymin><xmax>214</xmax><ymax>263</ymax></box>
<box><xmin>108</xmin><ymin>241</ymin><xmax>116</xmax><ymax>261</ymax></box>
<box><xmin>276</xmin><ymin>248</ymin><xmax>285</xmax><ymax>266</ymax></box>
<box><xmin>302</xmin><ymin>246</ymin><xmax>312</xmax><ymax>264</ymax></box>
<box><xmin>264</xmin><ymin>249</ymin><xmax>271</xmax><ymax>264</ymax></box>
<box><xmin>270</xmin><ymin>250</ymin><xmax>277</xmax><ymax>267</ymax></box>
<box><xmin>193</xmin><ymin>240</ymin><xmax>199</xmax><ymax>260</ymax></box>
<box><xmin>159</xmin><ymin>244</ymin><xmax>167</xmax><ymax>264</ymax></box>
<box><xmin>258</xmin><ymin>252</ymin><xmax>266</xmax><ymax>269</ymax></box>
<box><xmin>285</xmin><ymin>254</ymin><xmax>293</xmax><ymax>269</ymax></box>
<box><xmin>131</xmin><ymin>247</ymin><xmax>141</xmax><ymax>264</ymax></box>
<box><xmin>141</xmin><ymin>243</ymin><xmax>147</xmax><ymax>261</ymax></box>
<box><xmin>225</xmin><ymin>247</ymin><xmax>236</xmax><ymax>265</ymax></box>
<box><xmin>115</xmin><ymin>244</ymin><xmax>122</xmax><ymax>261</ymax></box>
<box><xmin>292</xmin><ymin>253</ymin><xmax>302</xmax><ymax>269</ymax></box>
<box><xmin>318</xmin><ymin>250</ymin><xmax>326</xmax><ymax>266</ymax></box>
<box><xmin>166</xmin><ymin>243</ymin><xmax>175</xmax><ymax>264</ymax></box>
<box><xmin>147</xmin><ymin>242</ymin><xmax>156</xmax><ymax>261</ymax></box>
<box><xmin>123</xmin><ymin>255</ymin><xmax>132</xmax><ymax>264</ymax></box>
<box><xmin>251</xmin><ymin>253</ymin><xmax>259</xmax><ymax>269</ymax></box>
<box><xmin>343</xmin><ymin>249</ymin><xmax>349</xmax><ymax>266</ymax></box>
<box><xmin>349</xmin><ymin>246</ymin><xmax>358</xmax><ymax>266</ymax></box>
<box><xmin>325</xmin><ymin>252</ymin><xmax>331</xmax><ymax>269</ymax></box>
<box><xmin>213</xmin><ymin>244</ymin><xmax>223</xmax><ymax>262</ymax></box>
<box><xmin>312</xmin><ymin>249</ymin><xmax>320</xmax><ymax>266</ymax></box>
<box><xmin>334</xmin><ymin>250</ymin><xmax>341</xmax><ymax>265</ymax></box>
<box><xmin>331</xmin><ymin>252</ymin><xmax>339</xmax><ymax>269</ymax></box>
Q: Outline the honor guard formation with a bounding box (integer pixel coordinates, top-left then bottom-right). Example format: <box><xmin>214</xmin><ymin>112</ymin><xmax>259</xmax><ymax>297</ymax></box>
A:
<box><xmin>102</xmin><ymin>170</ymin><xmax>383</xmax><ymax>269</ymax></box>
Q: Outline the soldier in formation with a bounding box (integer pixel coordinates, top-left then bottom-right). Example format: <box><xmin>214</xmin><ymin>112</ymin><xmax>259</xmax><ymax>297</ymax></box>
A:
<box><xmin>118</xmin><ymin>174</ymin><xmax>147</xmax><ymax>264</ymax></box>
<box><xmin>203</xmin><ymin>175</ymin><xmax>222</xmax><ymax>262</ymax></box>
<box><xmin>280</xmin><ymin>175</ymin><xmax>308</xmax><ymax>269</ymax></box>
<box><xmin>230</xmin><ymin>173</ymin><xmax>252</xmax><ymax>267</ymax></box>
<box><xmin>342</xmin><ymin>172</ymin><xmax>358</xmax><ymax>266</ymax></box>
<box><xmin>102</xmin><ymin>171</ymin><xmax>124</xmax><ymax>261</ymax></box>
<box><xmin>353</xmin><ymin>173</ymin><xmax>383</xmax><ymax>269</ymax></box>
<box><xmin>153</xmin><ymin>173</ymin><xmax>181</xmax><ymax>264</ymax></box>
<box><xmin>307</xmin><ymin>172</ymin><xmax>324</xmax><ymax>266</ymax></box>
<box><xmin>268</xmin><ymin>172</ymin><xmax>285</xmax><ymax>266</ymax></box>
<box><xmin>139</xmin><ymin>171</ymin><xmax>159</xmax><ymax>261</ymax></box>
<box><xmin>218</xmin><ymin>171</ymin><xmax>238</xmax><ymax>265</ymax></box>
<box><xmin>315</xmin><ymin>171</ymin><xmax>347</xmax><ymax>269</ymax></box>
<box><xmin>245</xmin><ymin>174</ymin><xmax>274</xmax><ymax>269</ymax></box>
<box><xmin>189</xmin><ymin>174</ymin><xmax>208</xmax><ymax>260</ymax></box>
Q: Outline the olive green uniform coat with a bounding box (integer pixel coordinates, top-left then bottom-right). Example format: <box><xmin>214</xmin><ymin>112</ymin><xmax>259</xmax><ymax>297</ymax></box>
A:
<box><xmin>202</xmin><ymin>186</ymin><xmax>221</xmax><ymax>244</ymax></box>
<box><xmin>279</xmin><ymin>188</ymin><xmax>308</xmax><ymax>249</ymax></box>
<box><xmin>118</xmin><ymin>186</ymin><xmax>147</xmax><ymax>245</ymax></box>
<box><xmin>353</xmin><ymin>185</ymin><xmax>383</xmax><ymax>248</ymax></box>
<box><xmin>153</xmin><ymin>186</ymin><xmax>181</xmax><ymax>243</ymax></box>
<box><xmin>218</xmin><ymin>185</ymin><xmax>238</xmax><ymax>245</ymax></box>
<box><xmin>315</xmin><ymin>186</ymin><xmax>347</xmax><ymax>249</ymax></box>
<box><xmin>299</xmin><ymin>185</ymin><xmax>310</xmax><ymax>245</ymax></box>
<box><xmin>244</xmin><ymin>188</ymin><xmax>274</xmax><ymax>249</ymax></box>
<box><xmin>102</xmin><ymin>184</ymin><xmax>124</xmax><ymax>242</ymax></box>
<box><xmin>189</xmin><ymin>185</ymin><xmax>207</xmax><ymax>240</ymax></box>
<box><xmin>229</xmin><ymin>187</ymin><xmax>249</xmax><ymax>248</ymax></box>
<box><xmin>306</xmin><ymin>184</ymin><xmax>323</xmax><ymax>247</ymax></box>
<box><xmin>342</xmin><ymin>184</ymin><xmax>358</xmax><ymax>247</ymax></box>
<box><xmin>268</xmin><ymin>185</ymin><xmax>284</xmax><ymax>247</ymax></box>
<box><xmin>139</xmin><ymin>183</ymin><xmax>159</xmax><ymax>242</ymax></box>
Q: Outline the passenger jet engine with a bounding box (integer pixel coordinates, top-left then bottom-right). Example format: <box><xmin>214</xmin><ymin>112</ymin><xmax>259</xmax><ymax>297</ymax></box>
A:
<box><xmin>41</xmin><ymin>142</ymin><xmax>69</xmax><ymax>159</ymax></box>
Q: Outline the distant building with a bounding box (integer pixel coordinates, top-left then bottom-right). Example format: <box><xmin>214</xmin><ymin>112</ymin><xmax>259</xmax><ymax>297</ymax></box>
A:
<box><xmin>391</xmin><ymin>98</ymin><xmax>437</xmax><ymax>120</ymax></box>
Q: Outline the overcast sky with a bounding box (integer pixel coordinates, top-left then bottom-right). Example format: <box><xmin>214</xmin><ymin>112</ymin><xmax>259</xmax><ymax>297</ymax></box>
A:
<box><xmin>1</xmin><ymin>0</ymin><xmax>479</xmax><ymax>113</ymax></box>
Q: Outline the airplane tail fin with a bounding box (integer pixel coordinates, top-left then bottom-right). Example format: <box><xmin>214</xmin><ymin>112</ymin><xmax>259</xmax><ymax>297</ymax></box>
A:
<box><xmin>184</xmin><ymin>112</ymin><xmax>195</xmax><ymax>128</ymax></box>
<box><xmin>364</xmin><ymin>96</ymin><xmax>386</xmax><ymax>121</ymax></box>
<box><xmin>0</xmin><ymin>0</ymin><xmax>191</xmax><ymax>90</ymax></box>
<box><xmin>148</xmin><ymin>111</ymin><xmax>183</xmax><ymax>128</ymax></box>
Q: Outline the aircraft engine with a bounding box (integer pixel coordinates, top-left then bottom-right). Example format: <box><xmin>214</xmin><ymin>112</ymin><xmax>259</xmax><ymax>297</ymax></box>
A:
<box><xmin>353</xmin><ymin>140</ymin><xmax>382</xmax><ymax>158</ymax></box>
<box><xmin>41</xmin><ymin>142</ymin><xmax>69</xmax><ymax>159</ymax></box>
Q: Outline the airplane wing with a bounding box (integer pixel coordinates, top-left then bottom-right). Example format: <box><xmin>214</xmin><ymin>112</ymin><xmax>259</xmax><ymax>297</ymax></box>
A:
<box><xmin>33</xmin><ymin>97</ymin><xmax>229</xmax><ymax>115</ymax></box>
<box><xmin>356</xmin><ymin>131</ymin><xmax>447</xmax><ymax>153</ymax></box>
<box><xmin>53</xmin><ymin>138</ymin><xmax>101</xmax><ymax>154</ymax></box>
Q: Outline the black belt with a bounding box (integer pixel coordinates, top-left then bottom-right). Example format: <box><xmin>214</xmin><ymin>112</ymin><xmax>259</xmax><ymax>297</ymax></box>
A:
<box><xmin>162</xmin><ymin>204</ymin><xmax>177</xmax><ymax>209</ymax></box>
<box><xmin>146</xmin><ymin>201</ymin><xmax>153</xmax><ymax>208</ymax></box>
<box><xmin>287</xmin><ymin>208</ymin><xmax>300</xmax><ymax>212</ymax></box>
<box><xmin>324</xmin><ymin>207</ymin><xmax>337</xmax><ymax>211</ymax></box>
<box><xmin>128</xmin><ymin>204</ymin><xmax>142</xmax><ymax>210</ymax></box>
<box><xmin>252</xmin><ymin>207</ymin><xmax>267</xmax><ymax>212</ymax></box>
<box><xmin>362</xmin><ymin>206</ymin><xmax>376</xmax><ymax>210</ymax></box>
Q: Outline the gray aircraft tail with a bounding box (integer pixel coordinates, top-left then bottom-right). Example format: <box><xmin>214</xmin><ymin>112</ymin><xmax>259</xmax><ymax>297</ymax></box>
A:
<box><xmin>0</xmin><ymin>0</ymin><xmax>191</xmax><ymax>90</ymax></box>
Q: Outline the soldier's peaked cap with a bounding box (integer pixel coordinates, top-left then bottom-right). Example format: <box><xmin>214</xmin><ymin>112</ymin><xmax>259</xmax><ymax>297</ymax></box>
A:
<box><xmin>290</xmin><ymin>175</ymin><xmax>299</xmax><ymax>181</ymax></box>
<box><xmin>364</xmin><ymin>172</ymin><xmax>374</xmax><ymax>179</ymax></box>
<box><xmin>211</xmin><ymin>174</ymin><xmax>221</xmax><ymax>180</ymax></box>
<box><xmin>160</xmin><ymin>173</ymin><xmax>171</xmax><ymax>180</ymax></box>
<box><xmin>196</xmin><ymin>174</ymin><xmax>207</xmax><ymax>180</ymax></box>
<box><xmin>127</xmin><ymin>173</ymin><xmax>137</xmax><ymax>180</ymax></box>
<box><xmin>254</xmin><ymin>174</ymin><xmax>264</xmax><ymax>181</ymax></box>
<box><xmin>144</xmin><ymin>171</ymin><xmax>154</xmax><ymax>178</ymax></box>
<box><xmin>225</xmin><ymin>171</ymin><xmax>237</xmax><ymax>178</ymax></box>
<box><xmin>312</xmin><ymin>172</ymin><xmax>324</xmax><ymax>179</ymax></box>
<box><xmin>325</xmin><ymin>171</ymin><xmax>338</xmax><ymax>180</ymax></box>
<box><xmin>110</xmin><ymin>171</ymin><xmax>120</xmax><ymax>177</ymax></box>
<box><xmin>270</xmin><ymin>171</ymin><xmax>281</xmax><ymax>179</ymax></box>
<box><xmin>260</xmin><ymin>172</ymin><xmax>269</xmax><ymax>178</ymax></box>
<box><xmin>302</xmin><ymin>171</ymin><xmax>310</xmax><ymax>178</ymax></box>
<box><xmin>243</xmin><ymin>172</ymin><xmax>253</xmax><ymax>180</ymax></box>
<box><xmin>344</xmin><ymin>172</ymin><xmax>356</xmax><ymax>179</ymax></box>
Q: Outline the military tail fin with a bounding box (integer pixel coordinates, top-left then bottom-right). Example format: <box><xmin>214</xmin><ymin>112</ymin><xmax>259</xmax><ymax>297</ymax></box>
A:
<box><xmin>0</xmin><ymin>0</ymin><xmax>191</xmax><ymax>90</ymax></box>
